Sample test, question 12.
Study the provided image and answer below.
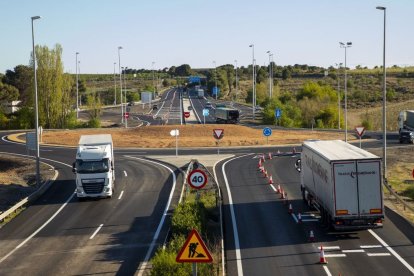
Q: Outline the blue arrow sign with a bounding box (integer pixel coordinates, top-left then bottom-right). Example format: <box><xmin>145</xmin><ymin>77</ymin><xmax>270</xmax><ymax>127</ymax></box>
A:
<box><xmin>275</xmin><ymin>108</ymin><xmax>282</xmax><ymax>119</ymax></box>
<box><xmin>263</xmin><ymin>127</ymin><xmax>272</xmax><ymax>137</ymax></box>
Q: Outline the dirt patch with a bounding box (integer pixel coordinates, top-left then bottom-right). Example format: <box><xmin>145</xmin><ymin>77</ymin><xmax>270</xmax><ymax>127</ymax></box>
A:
<box><xmin>41</xmin><ymin>125</ymin><xmax>352</xmax><ymax>148</ymax></box>
<box><xmin>0</xmin><ymin>156</ymin><xmax>55</xmax><ymax>213</ymax></box>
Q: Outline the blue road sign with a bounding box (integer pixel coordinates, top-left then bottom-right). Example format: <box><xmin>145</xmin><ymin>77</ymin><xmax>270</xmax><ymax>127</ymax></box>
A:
<box><xmin>263</xmin><ymin>127</ymin><xmax>272</xmax><ymax>137</ymax></box>
<box><xmin>203</xmin><ymin>108</ymin><xmax>209</xmax><ymax>116</ymax></box>
<box><xmin>212</xmin><ymin>86</ymin><xmax>220</xmax><ymax>96</ymax></box>
<box><xmin>188</xmin><ymin>76</ymin><xmax>201</xmax><ymax>83</ymax></box>
<box><xmin>275</xmin><ymin>108</ymin><xmax>282</xmax><ymax>119</ymax></box>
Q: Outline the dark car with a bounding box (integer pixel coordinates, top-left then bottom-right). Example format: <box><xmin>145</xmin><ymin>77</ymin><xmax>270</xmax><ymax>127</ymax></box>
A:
<box><xmin>205</xmin><ymin>102</ymin><xmax>212</xmax><ymax>109</ymax></box>
<box><xmin>399</xmin><ymin>130</ymin><xmax>414</xmax><ymax>144</ymax></box>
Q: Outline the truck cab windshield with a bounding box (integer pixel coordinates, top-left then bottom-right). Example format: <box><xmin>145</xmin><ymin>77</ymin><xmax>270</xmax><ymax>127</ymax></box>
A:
<box><xmin>75</xmin><ymin>158</ymin><xmax>110</xmax><ymax>174</ymax></box>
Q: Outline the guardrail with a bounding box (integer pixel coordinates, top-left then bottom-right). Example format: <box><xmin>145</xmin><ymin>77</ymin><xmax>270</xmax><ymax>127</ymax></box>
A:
<box><xmin>383</xmin><ymin>179</ymin><xmax>414</xmax><ymax>213</ymax></box>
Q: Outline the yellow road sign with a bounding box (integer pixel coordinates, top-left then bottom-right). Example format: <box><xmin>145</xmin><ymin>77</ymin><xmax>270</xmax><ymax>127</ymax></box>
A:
<box><xmin>176</xmin><ymin>229</ymin><xmax>213</xmax><ymax>263</ymax></box>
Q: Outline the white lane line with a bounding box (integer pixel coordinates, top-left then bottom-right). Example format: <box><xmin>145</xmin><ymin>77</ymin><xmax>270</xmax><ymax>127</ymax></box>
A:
<box><xmin>302</xmin><ymin>219</ymin><xmax>319</xmax><ymax>222</ymax></box>
<box><xmin>123</xmin><ymin>170</ymin><xmax>127</xmax><ymax>177</ymax></box>
<box><xmin>368</xmin><ymin>253</ymin><xmax>391</xmax><ymax>257</ymax></box>
<box><xmin>269</xmin><ymin>184</ymin><xmax>277</xmax><ymax>192</ymax></box>
<box><xmin>342</xmin><ymin>249</ymin><xmax>365</xmax><ymax>253</ymax></box>
<box><xmin>323</xmin><ymin>246</ymin><xmax>341</xmax><ymax>250</ymax></box>
<box><xmin>369</xmin><ymin>229</ymin><xmax>414</xmax><ymax>274</ymax></box>
<box><xmin>89</xmin><ymin>224</ymin><xmax>104</xmax><ymax>240</ymax></box>
<box><xmin>0</xmin><ymin>191</ymin><xmax>74</xmax><ymax>264</ymax></box>
<box><xmin>221</xmin><ymin>154</ymin><xmax>252</xmax><ymax>276</ymax></box>
<box><xmin>291</xmin><ymin>213</ymin><xmax>298</xmax><ymax>223</ymax></box>
<box><xmin>128</xmin><ymin>157</ymin><xmax>177</xmax><ymax>276</ymax></box>
<box><xmin>324</xmin><ymin>254</ymin><xmax>347</xmax><ymax>257</ymax></box>
<box><xmin>360</xmin><ymin>245</ymin><xmax>382</xmax><ymax>249</ymax></box>
<box><xmin>118</xmin><ymin>190</ymin><xmax>124</xmax><ymax>200</ymax></box>
<box><xmin>323</xmin><ymin>265</ymin><xmax>333</xmax><ymax>276</ymax></box>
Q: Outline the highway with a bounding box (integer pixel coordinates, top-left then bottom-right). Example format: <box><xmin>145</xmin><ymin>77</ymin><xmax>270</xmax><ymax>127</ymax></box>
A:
<box><xmin>215</xmin><ymin>153</ymin><xmax>414</xmax><ymax>275</ymax></box>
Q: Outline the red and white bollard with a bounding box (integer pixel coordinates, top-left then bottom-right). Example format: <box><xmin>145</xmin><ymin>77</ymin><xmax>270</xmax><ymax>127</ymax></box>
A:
<box><xmin>319</xmin><ymin>246</ymin><xmax>328</xmax><ymax>264</ymax></box>
<box><xmin>297</xmin><ymin>212</ymin><xmax>302</xmax><ymax>223</ymax></box>
<box><xmin>288</xmin><ymin>203</ymin><xmax>293</xmax><ymax>214</ymax></box>
<box><xmin>309</xmin><ymin>230</ymin><xmax>315</xmax><ymax>242</ymax></box>
<box><xmin>269</xmin><ymin>175</ymin><xmax>274</xmax><ymax>184</ymax></box>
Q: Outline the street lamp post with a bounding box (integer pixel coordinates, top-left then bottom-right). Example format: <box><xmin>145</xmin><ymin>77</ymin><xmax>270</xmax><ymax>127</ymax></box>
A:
<box><xmin>76</xmin><ymin>52</ymin><xmax>79</xmax><ymax>118</ymax></box>
<box><xmin>234</xmin><ymin>60</ymin><xmax>238</xmax><ymax>102</ymax></box>
<box><xmin>152</xmin><ymin>62</ymin><xmax>155</xmax><ymax>94</ymax></box>
<box><xmin>113</xmin><ymin>62</ymin><xmax>117</xmax><ymax>105</ymax></box>
<box><xmin>249</xmin><ymin>44</ymin><xmax>255</xmax><ymax>119</ymax></box>
<box><xmin>267</xmin><ymin>51</ymin><xmax>272</xmax><ymax>98</ymax></box>
<box><xmin>377</xmin><ymin>6</ymin><xmax>387</xmax><ymax>179</ymax></box>
<box><xmin>339</xmin><ymin>41</ymin><xmax>352</xmax><ymax>142</ymax></box>
<box><xmin>213</xmin><ymin>61</ymin><xmax>217</xmax><ymax>100</ymax></box>
<box><xmin>31</xmin><ymin>15</ymin><xmax>41</xmax><ymax>187</ymax></box>
<box><xmin>123</xmin><ymin>67</ymin><xmax>128</xmax><ymax>128</ymax></box>
<box><xmin>118</xmin><ymin>46</ymin><xmax>123</xmax><ymax>123</ymax></box>
<box><xmin>335</xmin><ymin>62</ymin><xmax>343</xmax><ymax>129</ymax></box>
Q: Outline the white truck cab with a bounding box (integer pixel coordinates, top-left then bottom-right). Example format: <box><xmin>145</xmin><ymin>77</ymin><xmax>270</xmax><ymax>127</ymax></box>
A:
<box><xmin>73</xmin><ymin>134</ymin><xmax>115</xmax><ymax>199</ymax></box>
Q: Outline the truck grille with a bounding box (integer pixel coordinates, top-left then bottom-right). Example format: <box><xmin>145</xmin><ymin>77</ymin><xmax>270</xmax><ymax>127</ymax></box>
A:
<box><xmin>82</xmin><ymin>179</ymin><xmax>105</xmax><ymax>194</ymax></box>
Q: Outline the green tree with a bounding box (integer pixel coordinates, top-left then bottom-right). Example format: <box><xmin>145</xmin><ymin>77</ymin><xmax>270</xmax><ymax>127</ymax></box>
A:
<box><xmin>174</xmin><ymin>64</ymin><xmax>193</xmax><ymax>76</ymax></box>
<box><xmin>3</xmin><ymin>65</ymin><xmax>32</xmax><ymax>105</ymax></box>
<box><xmin>0</xmin><ymin>82</ymin><xmax>19</xmax><ymax>102</ymax></box>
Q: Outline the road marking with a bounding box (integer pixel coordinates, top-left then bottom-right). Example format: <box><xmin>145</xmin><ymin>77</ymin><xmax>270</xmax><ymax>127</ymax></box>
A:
<box><xmin>367</xmin><ymin>253</ymin><xmax>391</xmax><ymax>257</ymax></box>
<box><xmin>324</xmin><ymin>254</ymin><xmax>347</xmax><ymax>257</ymax></box>
<box><xmin>128</xmin><ymin>157</ymin><xmax>177</xmax><ymax>276</ymax></box>
<box><xmin>0</xmin><ymin>191</ymin><xmax>75</xmax><ymax>264</ymax></box>
<box><xmin>342</xmin><ymin>249</ymin><xmax>365</xmax><ymax>253</ymax></box>
<box><xmin>369</xmin><ymin>229</ymin><xmax>414</xmax><ymax>274</ymax></box>
<box><xmin>323</xmin><ymin>246</ymin><xmax>341</xmax><ymax>250</ymax></box>
<box><xmin>118</xmin><ymin>190</ymin><xmax>124</xmax><ymax>200</ymax></box>
<box><xmin>291</xmin><ymin>213</ymin><xmax>298</xmax><ymax>223</ymax></box>
<box><xmin>89</xmin><ymin>224</ymin><xmax>104</xmax><ymax>239</ymax></box>
<box><xmin>123</xmin><ymin>170</ymin><xmax>127</xmax><ymax>177</ymax></box>
<box><xmin>323</xmin><ymin>265</ymin><xmax>332</xmax><ymax>276</ymax></box>
<box><xmin>269</xmin><ymin>184</ymin><xmax>277</xmax><ymax>192</ymax></box>
<box><xmin>360</xmin><ymin>245</ymin><xmax>382</xmax><ymax>249</ymax></box>
<box><xmin>220</xmin><ymin>154</ymin><xmax>253</xmax><ymax>276</ymax></box>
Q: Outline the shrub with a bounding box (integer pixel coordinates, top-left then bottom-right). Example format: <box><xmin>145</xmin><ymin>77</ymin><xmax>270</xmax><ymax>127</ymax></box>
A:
<box><xmin>171</xmin><ymin>201</ymin><xmax>205</xmax><ymax>238</ymax></box>
<box><xmin>88</xmin><ymin>118</ymin><xmax>101</xmax><ymax>128</ymax></box>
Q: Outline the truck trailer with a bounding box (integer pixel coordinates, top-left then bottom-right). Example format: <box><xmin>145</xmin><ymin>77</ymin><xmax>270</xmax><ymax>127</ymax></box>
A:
<box><xmin>398</xmin><ymin>110</ymin><xmax>414</xmax><ymax>132</ymax></box>
<box><xmin>300</xmin><ymin>140</ymin><xmax>384</xmax><ymax>230</ymax></box>
<box><xmin>215</xmin><ymin>107</ymin><xmax>239</xmax><ymax>124</ymax></box>
<box><xmin>72</xmin><ymin>134</ymin><xmax>115</xmax><ymax>199</ymax></box>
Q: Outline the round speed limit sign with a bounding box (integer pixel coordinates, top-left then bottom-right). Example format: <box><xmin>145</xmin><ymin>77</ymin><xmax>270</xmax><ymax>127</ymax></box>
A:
<box><xmin>187</xmin><ymin>169</ymin><xmax>208</xmax><ymax>189</ymax></box>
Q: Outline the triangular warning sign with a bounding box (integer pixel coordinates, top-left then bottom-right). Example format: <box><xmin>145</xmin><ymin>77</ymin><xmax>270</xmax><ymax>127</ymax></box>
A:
<box><xmin>355</xmin><ymin>126</ymin><xmax>365</xmax><ymax>137</ymax></box>
<box><xmin>213</xmin><ymin>129</ymin><xmax>224</xmax><ymax>140</ymax></box>
<box><xmin>176</xmin><ymin>229</ymin><xmax>213</xmax><ymax>263</ymax></box>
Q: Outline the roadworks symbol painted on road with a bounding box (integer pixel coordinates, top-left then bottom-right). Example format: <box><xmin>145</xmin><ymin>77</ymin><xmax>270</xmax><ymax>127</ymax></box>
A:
<box><xmin>176</xmin><ymin>229</ymin><xmax>213</xmax><ymax>263</ymax></box>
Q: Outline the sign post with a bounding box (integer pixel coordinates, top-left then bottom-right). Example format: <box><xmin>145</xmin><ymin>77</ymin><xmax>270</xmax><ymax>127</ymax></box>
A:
<box><xmin>202</xmin><ymin>108</ymin><xmax>209</xmax><ymax>125</ymax></box>
<box><xmin>170</xmin><ymin>129</ymin><xmax>180</xmax><ymax>156</ymax></box>
<box><xmin>275</xmin><ymin>108</ymin><xmax>282</xmax><ymax>126</ymax></box>
<box><xmin>213</xmin><ymin>129</ymin><xmax>224</xmax><ymax>155</ymax></box>
<box><xmin>263</xmin><ymin>127</ymin><xmax>272</xmax><ymax>144</ymax></box>
<box><xmin>355</xmin><ymin>126</ymin><xmax>365</xmax><ymax>148</ymax></box>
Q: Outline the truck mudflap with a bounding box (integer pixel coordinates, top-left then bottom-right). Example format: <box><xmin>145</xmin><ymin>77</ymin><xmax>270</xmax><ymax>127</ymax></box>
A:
<box><xmin>332</xmin><ymin>217</ymin><xmax>384</xmax><ymax>231</ymax></box>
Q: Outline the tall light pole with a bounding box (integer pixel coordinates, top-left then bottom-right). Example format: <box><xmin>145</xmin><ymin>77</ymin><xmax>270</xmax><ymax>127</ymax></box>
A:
<box><xmin>78</xmin><ymin>61</ymin><xmax>81</xmax><ymax>107</ymax></box>
<box><xmin>31</xmin><ymin>15</ymin><xmax>41</xmax><ymax>187</ymax></box>
<box><xmin>335</xmin><ymin>62</ymin><xmax>343</xmax><ymax>129</ymax></box>
<box><xmin>267</xmin><ymin>51</ymin><xmax>272</xmax><ymax>98</ymax></box>
<box><xmin>377</xmin><ymin>6</ymin><xmax>387</xmax><ymax>179</ymax></box>
<box><xmin>152</xmin><ymin>62</ymin><xmax>155</xmax><ymax>94</ymax></box>
<box><xmin>234</xmin><ymin>59</ymin><xmax>238</xmax><ymax>102</ymax></box>
<box><xmin>123</xmin><ymin>66</ymin><xmax>128</xmax><ymax>128</ymax></box>
<box><xmin>76</xmin><ymin>52</ymin><xmax>79</xmax><ymax>118</ymax></box>
<box><xmin>118</xmin><ymin>46</ymin><xmax>123</xmax><ymax>123</ymax></box>
<box><xmin>249</xmin><ymin>44</ymin><xmax>255</xmax><ymax>119</ymax></box>
<box><xmin>339</xmin><ymin>41</ymin><xmax>352</xmax><ymax>142</ymax></box>
<box><xmin>213</xmin><ymin>61</ymin><xmax>217</xmax><ymax>100</ymax></box>
<box><xmin>113</xmin><ymin>62</ymin><xmax>117</xmax><ymax>105</ymax></box>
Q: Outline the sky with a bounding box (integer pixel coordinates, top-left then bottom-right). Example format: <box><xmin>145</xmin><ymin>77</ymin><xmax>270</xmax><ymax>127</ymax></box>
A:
<box><xmin>1</xmin><ymin>0</ymin><xmax>413</xmax><ymax>74</ymax></box>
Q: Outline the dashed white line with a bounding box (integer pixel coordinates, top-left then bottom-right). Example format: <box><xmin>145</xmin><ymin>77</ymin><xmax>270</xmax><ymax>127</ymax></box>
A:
<box><xmin>324</xmin><ymin>254</ymin><xmax>347</xmax><ymax>257</ymax></box>
<box><xmin>123</xmin><ymin>170</ymin><xmax>127</xmax><ymax>177</ymax></box>
<box><xmin>368</xmin><ymin>229</ymin><xmax>414</xmax><ymax>274</ymax></box>
<box><xmin>323</xmin><ymin>246</ymin><xmax>341</xmax><ymax>251</ymax></box>
<box><xmin>342</xmin><ymin>249</ymin><xmax>365</xmax><ymax>253</ymax></box>
<box><xmin>367</xmin><ymin>253</ymin><xmax>391</xmax><ymax>257</ymax></box>
<box><xmin>269</xmin><ymin>184</ymin><xmax>277</xmax><ymax>192</ymax></box>
<box><xmin>360</xmin><ymin>245</ymin><xmax>382</xmax><ymax>249</ymax></box>
<box><xmin>323</xmin><ymin>265</ymin><xmax>333</xmax><ymax>276</ymax></box>
<box><xmin>89</xmin><ymin>224</ymin><xmax>104</xmax><ymax>239</ymax></box>
<box><xmin>118</xmin><ymin>190</ymin><xmax>124</xmax><ymax>200</ymax></box>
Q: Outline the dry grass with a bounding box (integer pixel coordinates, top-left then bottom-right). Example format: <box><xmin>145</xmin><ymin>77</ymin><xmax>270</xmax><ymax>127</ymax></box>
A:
<box><xmin>41</xmin><ymin>125</ymin><xmax>351</xmax><ymax>148</ymax></box>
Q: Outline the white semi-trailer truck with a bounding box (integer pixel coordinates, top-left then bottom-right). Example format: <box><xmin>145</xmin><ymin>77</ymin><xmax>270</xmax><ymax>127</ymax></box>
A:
<box><xmin>72</xmin><ymin>134</ymin><xmax>115</xmax><ymax>199</ymax></box>
<box><xmin>398</xmin><ymin>110</ymin><xmax>414</xmax><ymax>132</ymax></box>
<box><xmin>300</xmin><ymin>140</ymin><xmax>384</xmax><ymax>230</ymax></box>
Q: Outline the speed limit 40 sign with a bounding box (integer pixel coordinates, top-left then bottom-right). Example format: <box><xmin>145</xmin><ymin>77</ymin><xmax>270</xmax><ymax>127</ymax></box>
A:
<box><xmin>187</xmin><ymin>169</ymin><xmax>208</xmax><ymax>189</ymax></box>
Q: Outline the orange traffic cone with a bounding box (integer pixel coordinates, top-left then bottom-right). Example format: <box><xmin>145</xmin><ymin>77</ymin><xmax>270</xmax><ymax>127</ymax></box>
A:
<box><xmin>288</xmin><ymin>203</ymin><xmax>293</xmax><ymax>214</ymax></box>
<box><xmin>319</xmin><ymin>246</ymin><xmax>328</xmax><ymax>264</ymax></box>
<box><xmin>292</xmin><ymin>147</ymin><xmax>296</xmax><ymax>154</ymax></box>
<box><xmin>277</xmin><ymin>149</ymin><xmax>281</xmax><ymax>154</ymax></box>
<box><xmin>298</xmin><ymin>212</ymin><xmax>302</xmax><ymax>223</ymax></box>
<box><xmin>309</xmin><ymin>230</ymin><xmax>315</xmax><ymax>242</ymax></box>
<box><xmin>269</xmin><ymin>175</ymin><xmax>273</xmax><ymax>184</ymax></box>
<box><xmin>268</xmin><ymin>152</ymin><xmax>272</xmax><ymax>160</ymax></box>
<box><xmin>280</xmin><ymin>189</ymin><xmax>285</xmax><ymax>199</ymax></box>
<box><xmin>258</xmin><ymin>159</ymin><xmax>262</xmax><ymax>168</ymax></box>
<box><xmin>263</xmin><ymin>170</ymin><xmax>268</xmax><ymax>178</ymax></box>
<box><xmin>276</xmin><ymin>184</ymin><xmax>281</xmax><ymax>194</ymax></box>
